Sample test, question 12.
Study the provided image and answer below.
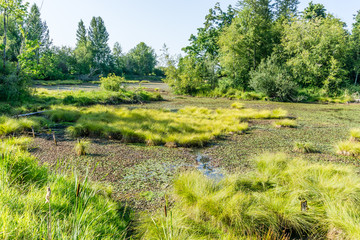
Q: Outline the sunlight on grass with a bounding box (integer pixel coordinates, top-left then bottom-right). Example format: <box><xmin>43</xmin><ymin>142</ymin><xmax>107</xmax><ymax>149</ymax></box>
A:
<box><xmin>273</xmin><ymin>119</ymin><xmax>297</xmax><ymax>128</ymax></box>
<box><xmin>139</xmin><ymin>153</ymin><xmax>360</xmax><ymax>239</ymax></box>
<box><xmin>0</xmin><ymin>137</ymin><xmax>129</xmax><ymax>239</ymax></box>
<box><xmin>62</xmin><ymin>105</ymin><xmax>287</xmax><ymax>147</ymax></box>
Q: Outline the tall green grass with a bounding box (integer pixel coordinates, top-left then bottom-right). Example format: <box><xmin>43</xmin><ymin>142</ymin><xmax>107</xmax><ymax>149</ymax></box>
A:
<box><xmin>0</xmin><ymin>137</ymin><xmax>130</xmax><ymax>239</ymax></box>
<box><xmin>0</xmin><ymin>116</ymin><xmax>46</xmax><ymax>136</ymax></box>
<box><xmin>139</xmin><ymin>153</ymin><xmax>360</xmax><ymax>239</ymax></box>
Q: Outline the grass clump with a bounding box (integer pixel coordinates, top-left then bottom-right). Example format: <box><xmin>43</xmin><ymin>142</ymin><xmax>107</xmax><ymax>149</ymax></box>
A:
<box><xmin>336</xmin><ymin>141</ymin><xmax>360</xmax><ymax>157</ymax></box>
<box><xmin>293</xmin><ymin>141</ymin><xmax>318</xmax><ymax>153</ymax></box>
<box><xmin>231</xmin><ymin>102</ymin><xmax>244</xmax><ymax>109</ymax></box>
<box><xmin>0</xmin><ymin>137</ymin><xmax>130</xmax><ymax>239</ymax></box>
<box><xmin>350</xmin><ymin>128</ymin><xmax>360</xmax><ymax>142</ymax></box>
<box><xmin>139</xmin><ymin>153</ymin><xmax>360</xmax><ymax>239</ymax></box>
<box><xmin>0</xmin><ymin>116</ymin><xmax>45</xmax><ymax>136</ymax></box>
<box><xmin>45</xmin><ymin>108</ymin><xmax>81</xmax><ymax>123</ymax></box>
<box><xmin>75</xmin><ymin>139</ymin><xmax>91</xmax><ymax>156</ymax></box>
<box><xmin>336</xmin><ymin>128</ymin><xmax>360</xmax><ymax>157</ymax></box>
<box><xmin>273</xmin><ymin>119</ymin><xmax>297</xmax><ymax>128</ymax></box>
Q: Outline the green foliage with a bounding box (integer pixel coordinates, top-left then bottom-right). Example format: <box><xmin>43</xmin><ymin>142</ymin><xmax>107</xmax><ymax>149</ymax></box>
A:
<box><xmin>139</xmin><ymin>153</ymin><xmax>360</xmax><ymax>239</ymax></box>
<box><xmin>250</xmin><ymin>55</ymin><xmax>298</xmax><ymax>101</ymax></box>
<box><xmin>100</xmin><ymin>73</ymin><xmax>125</xmax><ymax>91</ymax></box>
<box><xmin>281</xmin><ymin>16</ymin><xmax>349</xmax><ymax>89</ymax></box>
<box><xmin>125</xmin><ymin>42</ymin><xmax>157</xmax><ymax>76</ymax></box>
<box><xmin>303</xmin><ymin>1</ymin><xmax>327</xmax><ymax>20</ymax></box>
<box><xmin>219</xmin><ymin>0</ymin><xmax>273</xmax><ymax>88</ymax></box>
<box><xmin>88</xmin><ymin>16</ymin><xmax>113</xmax><ymax>75</ymax></box>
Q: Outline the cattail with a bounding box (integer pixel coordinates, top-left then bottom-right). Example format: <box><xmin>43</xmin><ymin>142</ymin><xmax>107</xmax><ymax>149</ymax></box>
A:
<box><xmin>45</xmin><ymin>187</ymin><xmax>51</xmax><ymax>203</ymax></box>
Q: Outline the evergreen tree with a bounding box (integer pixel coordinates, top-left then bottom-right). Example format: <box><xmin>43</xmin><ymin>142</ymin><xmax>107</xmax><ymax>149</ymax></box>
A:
<box><xmin>303</xmin><ymin>1</ymin><xmax>326</xmax><ymax>20</ymax></box>
<box><xmin>88</xmin><ymin>16</ymin><xmax>112</xmax><ymax>74</ymax></box>
<box><xmin>25</xmin><ymin>3</ymin><xmax>51</xmax><ymax>62</ymax></box>
<box><xmin>76</xmin><ymin>19</ymin><xmax>87</xmax><ymax>46</ymax></box>
<box><xmin>274</xmin><ymin>0</ymin><xmax>299</xmax><ymax>20</ymax></box>
<box><xmin>74</xmin><ymin>19</ymin><xmax>92</xmax><ymax>75</ymax></box>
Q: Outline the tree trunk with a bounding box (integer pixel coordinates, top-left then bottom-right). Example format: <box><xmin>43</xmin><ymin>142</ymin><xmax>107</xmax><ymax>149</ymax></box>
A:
<box><xmin>3</xmin><ymin>7</ymin><xmax>7</xmax><ymax>70</ymax></box>
<box><xmin>355</xmin><ymin>71</ymin><xmax>359</xmax><ymax>86</ymax></box>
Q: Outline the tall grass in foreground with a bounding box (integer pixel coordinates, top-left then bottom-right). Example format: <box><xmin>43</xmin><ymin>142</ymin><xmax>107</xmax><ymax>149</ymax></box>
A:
<box><xmin>63</xmin><ymin>105</ymin><xmax>287</xmax><ymax>147</ymax></box>
<box><xmin>138</xmin><ymin>153</ymin><xmax>360</xmax><ymax>239</ymax></box>
<box><xmin>0</xmin><ymin>137</ymin><xmax>129</xmax><ymax>239</ymax></box>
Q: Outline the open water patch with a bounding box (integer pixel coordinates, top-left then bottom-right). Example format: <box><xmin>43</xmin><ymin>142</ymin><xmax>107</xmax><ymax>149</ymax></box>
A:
<box><xmin>196</xmin><ymin>152</ymin><xmax>224</xmax><ymax>181</ymax></box>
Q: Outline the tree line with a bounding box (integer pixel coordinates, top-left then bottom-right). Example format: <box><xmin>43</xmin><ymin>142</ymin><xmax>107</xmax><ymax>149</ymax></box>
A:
<box><xmin>164</xmin><ymin>0</ymin><xmax>360</xmax><ymax>101</ymax></box>
<box><xmin>0</xmin><ymin>1</ymin><xmax>159</xmax><ymax>101</ymax></box>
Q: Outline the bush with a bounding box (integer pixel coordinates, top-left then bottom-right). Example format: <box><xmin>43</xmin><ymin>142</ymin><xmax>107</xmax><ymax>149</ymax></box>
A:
<box><xmin>0</xmin><ymin>73</ymin><xmax>30</xmax><ymax>101</ymax></box>
<box><xmin>0</xmin><ymin>103</ymin><xmax>12</xmax><ymax>114</ymax></box>
<box><xmin>100</xmin><ymin>73</ymin><xmax>125</xmax><ymax>92</ymax></box>
<box><xmin>250</xmin><ymin>55</ymin><xmax>298</xmax><ymax>102</ymax></box>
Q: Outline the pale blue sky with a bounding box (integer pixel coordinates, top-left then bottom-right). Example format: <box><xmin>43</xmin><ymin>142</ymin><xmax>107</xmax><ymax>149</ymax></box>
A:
<box><xmin>26</xmin><ymin>0</ymin><xmax>360</xmax><ymax>55</ymax></box>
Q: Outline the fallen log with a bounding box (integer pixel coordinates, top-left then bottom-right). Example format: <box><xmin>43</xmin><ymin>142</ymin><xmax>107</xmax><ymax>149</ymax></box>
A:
<box><xmin>15</xmin><ymin>111</ymin><xmax>47</xmax><ymax>118</ymax></box>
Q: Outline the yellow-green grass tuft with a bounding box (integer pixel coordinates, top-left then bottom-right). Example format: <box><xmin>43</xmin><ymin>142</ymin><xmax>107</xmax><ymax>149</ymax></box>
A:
<box><xmin>0</xmin><ymin>116</ymin><xmax>45</xmax><ymax>136</ymax></box>
<box><xmin>350</xmin><ymin>128</ymin><xmax>360</xmax><ymax>142</ymax></box>
<box><xmin>74</xmin><ymin>139</ymin><xmax>91</xmax><ymax>156</ymax></box>
<box><xmin>231</xmin><ymin>102</ymin><xmax>244</xmax><ymax>109</ymax></box>
<box><xmin>273</xmin><ymin>119</ymin><xmax>297</xmax><ymax>128</ymax></box>
<box><xmin>138</xmin><ymin>153</ymin><xmax>360</xmax><ymax>239</ymax></box>
<box><xmin>293</xmin><ymin>141</ymin><xmax>318</xmax><ymax>153</ymax></box>
<box><xmin>336</xmin><ymin>141</ymin><xmax>360</xmax><ymax>157</ymax></box>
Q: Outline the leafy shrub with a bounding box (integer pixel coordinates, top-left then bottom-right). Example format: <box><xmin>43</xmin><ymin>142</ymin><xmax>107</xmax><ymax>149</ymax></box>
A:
<box><xmin>250</xmin><ymin>55</ymin><xmax>298</xmax><ymax>102</ymax></box>
<box><xmin>62</xmin><ymin>95</ymin><xmax>76</xmax><ymax>104</ymax></box>
<box><xmin>100</xmin><ymin>73</ymin><xmax>125</xmax><ymax>92</ymax></box>
<box><xmin>0</xmin><ymin>103</ymin><xmax>12</xmax><ymax>114</ymax></box>
<box><xmin>0</xmin><ymin>70</ymin><xmax>30</xmax><ymax>101</ymax></box>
